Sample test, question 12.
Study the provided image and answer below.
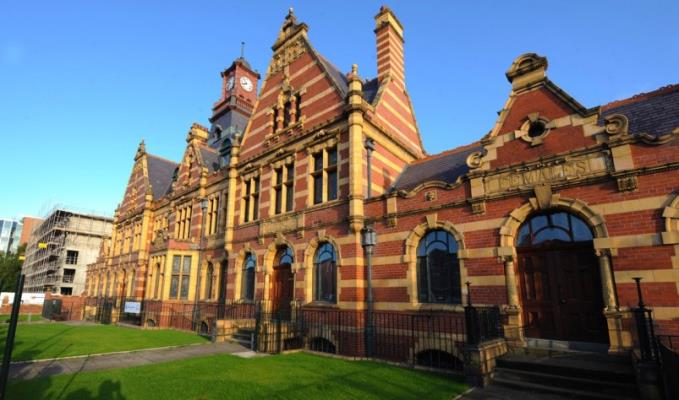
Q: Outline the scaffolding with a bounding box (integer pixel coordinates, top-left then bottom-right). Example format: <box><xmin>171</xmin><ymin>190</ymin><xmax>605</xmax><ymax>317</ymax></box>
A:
<box><xmin>22</xmin><ymin>208</ymin><xmax>113</xmax><ymax>294</ymax></box>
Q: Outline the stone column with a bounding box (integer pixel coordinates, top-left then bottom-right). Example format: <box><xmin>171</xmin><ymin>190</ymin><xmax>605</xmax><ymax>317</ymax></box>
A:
<box><xmin>596</xmin><ymin>249</ymin><xmax>618</xmax><ymax>310</ymax></box>
<box><xmin>596</xmin><ymin>249</ymin><xmax>630</xmax><ymax>354</ymax></box>
<box><xmin>502</xmin><ymin>255</ymin><xmax>523</xmax><ymax>342</ymax></box>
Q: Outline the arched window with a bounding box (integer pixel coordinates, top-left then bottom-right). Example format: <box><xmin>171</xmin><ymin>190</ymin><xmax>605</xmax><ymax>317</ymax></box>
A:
<box><xmin>417</xmin><ymin>230</ymin><xmax>461</xmax><ymax>304</ymax></box>
<box><xmin>242</xmin><ymin>253</ymin><xmax>256</xmax><ymax>301</ymax></box>
<box><xmin>516</xmin><ymin>211</ymin><xmax>593</xmax><ymax>247</ymax></box>
<box><xmin>205</xmin><ymin>263</ymin><xmax>214</xmax><ymax>300</ymax></box>
<box><xmin>276</xmin><ymin>246</ymin><xmax>294</xmax><ymax>266</ymax></box>
<box><xmin>314</xmin><ymin>243</ymin><xmax>337</xmax><ymax>303</ymax></box>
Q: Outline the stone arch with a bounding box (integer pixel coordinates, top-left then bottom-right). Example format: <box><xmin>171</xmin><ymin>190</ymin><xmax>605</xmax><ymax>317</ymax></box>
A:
<box><xmin>263</xmin><ymin>235</ymin><xmax>297</xmax><ymax>274</ymax></box>
<box><xmin>303</xmin><ymin>231</ymin><xmax>343</xmax><ymax>303</ymax></box>
<box><xmin>497</xmin><ymin>195</ymin><xmax>623</xmax><ymax>349</ymax></box>
<box><xmin>499</xmin><ymin>195</ymin><xmax>608</xmax><ymax>253</ymax></box>
<box><xmin>403</xmin><ymin>214</ymin><xmax>467</xmax><ymax>307</ymax></box>
<box><xmin>412</xmin><ymin>334</ymin><xmax>464</xmax><ymax>366</ymax></box>
<box><xmin>662</xmin><ymin>193</ymin><xmax>679</xmax><ymax>245</ymax></box>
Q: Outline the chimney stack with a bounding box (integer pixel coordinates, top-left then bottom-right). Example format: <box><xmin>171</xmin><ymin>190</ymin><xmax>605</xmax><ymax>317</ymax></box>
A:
<box><xmin>374</xmin><ymin>6</ymin><xmax>405</xmax><ymax>89</ymax></box>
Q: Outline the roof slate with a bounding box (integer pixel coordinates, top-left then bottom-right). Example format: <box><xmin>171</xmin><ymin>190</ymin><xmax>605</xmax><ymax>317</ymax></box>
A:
<box><xmin>601</xmin><ymin>84</ymin><xmax>679</xmax><ymax>137</ymax></box>
<box><xmin>316</xmin><ymin>54</ymin><xmax>348</xmax><ymax>96</ymax></box>
<box><xmin>146</xmin><ymin>154</ymin><xmax>178</xmax><ymax>200</ymax></box>
<box><xmin>393</xmin><ymin>143</ymin><xmax>481</xmax><ymax>191</ymax></box>
<box><xmin>199</xmin><ymin>147</ymin><xmax>221</xmax><ymax>173</ymax></box>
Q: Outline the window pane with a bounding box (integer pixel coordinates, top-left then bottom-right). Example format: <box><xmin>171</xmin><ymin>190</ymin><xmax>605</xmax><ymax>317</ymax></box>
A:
<box><xmin>571</xmin><ymin>216</ymin><xmax>593</xmax><ymax>241</ymax></box>
<box><xmin>275</xmin><ymin>168</ymin><xmax>282</xmax><ymax>185</ymax></box>
<box><xmin>533</xmin><ymin>227</ymin><xmax>570</xmax><ymax>244</ymax></box>
<box><xmin>286</xmin><ymin>164</ymin><xmax>294</xmax><ymax>182</ymax></box>
<box><xmin>327</xmin><ymin>170</ymin><xmax>337</xmax><ymax>200</ymax></box>
<box><xmin>517</xmin><ymin>224</ymin><xmax>531</xmax><ymax>246</ymax></box>
<box><xmin>180</xmin><ymin>276</ymin><xmax>190</xmax><ymax>299</ymax></box>
<box><xmin>313</xmin><ymin>175</ymin><xmax>323</xmax><ymax>204</ymax></box>
<box><xmin>182</xmin><ymin>256</ymin><xmax>192</xmax><ymax>275</ymax></box>
<box><xmin>244</xmin><ymin>268</ymin><xmax>255</xmax><ymax>300</ymax></box>
<box><xmin>550</xmin><ymin>212</ymin><xmax>569</xmax><ymax>230</ymax></box>
<box><xmin>275</xmin><ymin>187</ymin><xmax>282</xmax><ymax>214</ymax></box>
<box><xmin>327</xmin><ymin>147</ymin><xmax>337</xmax><ymax>166</ymax></box>
<box><xmin>286</xmin><ymin>183</ymin><xmax>294</xmax><ymax>212</ymax></box>
<box><xmin>253</xmin><ymin>194</ymin><xmax>259</xmax><ymax>220</ymax></box>
<box><xmin>172</xmin><ymin>256</ymin><xmax>181</xmax><ymax>273</ymax></box>
<box><xmin>170</xmin><ymin>276</ymin><xmax>179</xmax><ymax>298</ymax></box>
<box><xmin>313</xmin><ymin>153</ymin><xmax>323</xmax><ymax>171</ymax></box>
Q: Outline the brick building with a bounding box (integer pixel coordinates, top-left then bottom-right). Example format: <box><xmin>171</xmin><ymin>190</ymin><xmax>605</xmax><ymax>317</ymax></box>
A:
<box><xmin>87</xmin><ymin>6</ymin><xmax>679</xmax><ymax>365</ymax></box>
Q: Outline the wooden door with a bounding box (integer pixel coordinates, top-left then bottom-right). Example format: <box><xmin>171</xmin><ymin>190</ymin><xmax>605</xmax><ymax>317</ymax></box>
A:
<box><xmin>517</xmin><ymin>243</ymin><xmax>607</xmax><ymax>343</ymax></box>
<box><xmin>272</xmin><ymin>264</ymin><xmax>293</xmax><ymax>318</ymax></box>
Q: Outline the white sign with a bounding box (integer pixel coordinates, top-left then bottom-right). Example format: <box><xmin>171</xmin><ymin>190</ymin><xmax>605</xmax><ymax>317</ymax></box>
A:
<box><xmin>124</xmin><ymin>301</ymin><xmax>141</xmax><ymax>314</ymax></box>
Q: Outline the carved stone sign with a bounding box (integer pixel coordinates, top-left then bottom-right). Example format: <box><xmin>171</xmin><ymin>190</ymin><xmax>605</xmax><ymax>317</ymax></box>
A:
<box><xmin>260</xmin><ymin>213</ymin><xmax>304</xmax><ymax>236</ymax></box>
<box><xmin>484</xmin><ymin>151</ymin><xmax>611</xmax><ymax>195</ymax></box>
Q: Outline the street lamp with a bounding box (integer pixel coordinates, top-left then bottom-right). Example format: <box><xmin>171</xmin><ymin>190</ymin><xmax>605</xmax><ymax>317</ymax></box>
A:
<box><xmin>361</xmin><ymin>225</ymin><xmax>377</xmax><ymax>357</ymax></box>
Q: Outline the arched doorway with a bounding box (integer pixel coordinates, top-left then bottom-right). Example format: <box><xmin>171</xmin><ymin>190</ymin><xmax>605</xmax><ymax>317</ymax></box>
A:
<box><xmin>516</xmin><ymin>211</ymin><xmax>608</xmax><ymax>343</ymax></box>
<box><xmin>272</xmin><ymin>246</ymin><xmax>294</xmax><ymax>318</ymax></box>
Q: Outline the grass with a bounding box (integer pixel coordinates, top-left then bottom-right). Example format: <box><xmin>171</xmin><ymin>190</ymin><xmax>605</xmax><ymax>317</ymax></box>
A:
<box><xmin>0</xmin><ymin>322</ymin><xmax>208</xmax><ymax>361</ymax></box>
<box><xmin>7</xmin><ymin>352</ymin><xmax>468</xmax><ymax>400</ymax></box>
<box><xmin>0</xmin><ymin>313</ymin><xmax>44</xmax><ymax>323</ymax></box>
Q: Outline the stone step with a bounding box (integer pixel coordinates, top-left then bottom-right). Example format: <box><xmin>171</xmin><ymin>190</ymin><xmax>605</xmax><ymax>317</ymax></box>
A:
<box><xmin>492</xmin><ymin>376</ymin><xmax>639</xmax><ymax>400</ymax></box>
<box><xmin>496</xmin><ymin>354</ymin><xmax>635</xmax><ymax>384</ymax></box>
<box><xmin>494</xmin><ymin>367</ymin><xmax>639</xmax><ymax>399</ymax></box>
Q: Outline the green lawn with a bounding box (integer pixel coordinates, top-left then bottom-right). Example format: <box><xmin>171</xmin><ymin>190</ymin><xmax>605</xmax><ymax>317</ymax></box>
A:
<box><xmin>8</xmin><ymin>352</ymin><xmax>467</xmax><ymax>400</ymax></box>
<box><xmin>1</xmin><ymin>313</ymin><xmax>44</xmax><ymax>323</ymax></box>
<box><xmin>0</xmin><ymin>322</ymin><xmax>208</xmax><ymax>361</ymax></box>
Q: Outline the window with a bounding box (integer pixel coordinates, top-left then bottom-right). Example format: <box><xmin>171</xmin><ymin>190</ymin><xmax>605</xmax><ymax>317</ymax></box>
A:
<box><xmin>242</xmin><ymin>176</ymin><xmax>260</xmax><ymax>223</ymax></box>
<box><xmin>205</xmin><ymin>263</ymin><xmax>214</xmax><ymax>300</ymax></box>
<box><xmin>170</xmin><ymin>255</ymin><xmax>192</xmax><ymax>299</ymax></box>
<box><xmin>60</xmin><ymin>287</ymin><xmax>73</xmax><ymax>296</ymax></box>
<box><xmin>129</xmin><ymin>269</ymin><xmax>136</xmax><ymax>297</ymax></box>
<box><xmin>133</xmin><ymin>222</ymin><xmax>141</xmax><ymax>250</ymax></box>
<box><xmin>273</xmin><ymin>93</ymin><xmax>302</xmax><ymax>133</ymax></box>
<box><xmin>312</xmin><ymin>147</ymin><xmax>338</xmax><ymax>205</ymax></box>
<box><xmin>417</xmin><ymin>230</ymin><xmax>461</xmax><ymax>304</ymax></box>
<box><xmin>314</xmin><ymin>243</ymin><xmax>337</xmax><ymax>303</ymax></box>
<box><xmin>242</xmin><ymin>253</ymin><xmax>256</xmax><ymax>301</ymax></box>
<box><xmin>273</xmin><ymin>163</ymin><xmax>295</xmax><ymax>215</ymax></box>
<box><xmin>153</xmin><ymin>264</ymin><xmax>161</xmax><ymax>299</ymax></box>
<box><xmin>175</xmin><ymin>204</ymin><xmax>193</xmax><ymax>240</ymax></box>
<box><xmin>205</xmin><ymin>196</ymin><xmax>220</xmax><ymax>236</ymax></box>
<box><xmin>516</xmin><ymin>211</ymin><xmax>593</xmax><ymax>247</ymax></box>
<box><xmin>66</xmin><ymin>250</ymin><xmax>79</xmax><ymax>265</ymax></box>
<box><xmin>63</xmin><ymin>268</ymin><xmax>75</xmax><ymax>283</ymax></box>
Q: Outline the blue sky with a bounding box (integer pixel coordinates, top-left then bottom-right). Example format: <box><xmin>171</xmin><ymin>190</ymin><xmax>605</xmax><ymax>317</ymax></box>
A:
<box><xmin>1</xmin><ymin>1</ymin><xmax>677</xmax><ymax>219</ymax></box>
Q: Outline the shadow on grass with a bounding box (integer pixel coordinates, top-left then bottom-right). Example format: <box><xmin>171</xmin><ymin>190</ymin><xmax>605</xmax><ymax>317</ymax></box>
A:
<box><xmin>9</xmin><ymin>376</ymin><xmax>126</xmax><ymax>400</ymax></box>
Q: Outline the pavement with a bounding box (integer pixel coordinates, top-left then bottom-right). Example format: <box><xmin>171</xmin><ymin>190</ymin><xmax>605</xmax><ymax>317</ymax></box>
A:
<box><xmin>10</xmin><ymin>341</ymin><xmax>251</xmax><ymax>380</ymax></box>
<box><xmin>460</xmin><ymin>385</ymin><xmax>577</xmax><ymax>400</ymax></box>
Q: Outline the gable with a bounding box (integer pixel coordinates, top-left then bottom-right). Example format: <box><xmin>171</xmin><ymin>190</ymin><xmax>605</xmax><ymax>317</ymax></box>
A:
<box><xmin>239</xmin><ymin>22</ymin><xmax>347</xmax><ymax>162</ymax></box>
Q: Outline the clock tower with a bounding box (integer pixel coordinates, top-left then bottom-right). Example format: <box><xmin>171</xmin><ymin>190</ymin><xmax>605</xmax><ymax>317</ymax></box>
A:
<box><xmin>209</xmin><ymin>55</ymin><xmax>260</xmax><ymax>148</ymax></box>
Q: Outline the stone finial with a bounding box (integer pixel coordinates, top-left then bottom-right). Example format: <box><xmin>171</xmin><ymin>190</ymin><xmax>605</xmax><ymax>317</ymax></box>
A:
<box><xmin>506</xmin><ymin>53</ymin><xmax>548</xmax><ymax>89</ymax></box>
<box><xmin>134</xmin><ymin>139</ymin><xmax>146</xmax><ymax>161</ymax></box>
<box><xmin>352</xmin><ymin>64</ymin><xmax>358</xmax><ymax>75</ymax></box>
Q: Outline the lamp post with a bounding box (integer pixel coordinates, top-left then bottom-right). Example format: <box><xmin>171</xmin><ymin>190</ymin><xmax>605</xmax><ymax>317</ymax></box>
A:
<box><xmin>193</xmin><ymin>198</ymin><xmax>209</xmax><ymax>332</ymax></box>
<box><xmin>361</xmin><ymin>225</ymin><xmax>377</xmax><ymax>357</ymax></box>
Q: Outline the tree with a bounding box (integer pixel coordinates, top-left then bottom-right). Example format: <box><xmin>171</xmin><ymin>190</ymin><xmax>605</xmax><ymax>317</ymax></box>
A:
<box><xmin>0</xmin><ymin>244</ymin><xmax>25</xmax><ymax>291</ymax></box>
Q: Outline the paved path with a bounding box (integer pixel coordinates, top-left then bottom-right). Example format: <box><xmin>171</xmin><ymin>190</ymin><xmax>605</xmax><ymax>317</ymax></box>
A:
<box><xmin>10</xmin><ymin>341</ymin><xmax>251</xmax><ymax>380</ymax></box>
<box><xmin>460</xmin><ymin>385</ymin><xmax>575</xmax><ymax>400</ymax></box>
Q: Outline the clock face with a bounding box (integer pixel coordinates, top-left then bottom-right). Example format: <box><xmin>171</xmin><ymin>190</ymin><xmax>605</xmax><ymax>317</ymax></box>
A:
<box><xmin>225</xmin><ymin>76</ymin><xmax>235</xmax><ymax>91</ymax></box>
<box><xmin>240</xmin><ymin>76</ymin><xmax>253</xmax><ymax>92</ymax></box>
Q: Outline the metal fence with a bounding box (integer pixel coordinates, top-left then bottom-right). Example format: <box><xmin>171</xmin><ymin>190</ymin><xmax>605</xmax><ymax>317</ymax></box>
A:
<box><xmin>657</xmin><ymin>336</ymin><xmax>679</xmax><ymax>400</ymax></box>
<box><xmin>253</xmin><ymin>304</ymin><xmax>491</xmax><ymax>371</ymax></box>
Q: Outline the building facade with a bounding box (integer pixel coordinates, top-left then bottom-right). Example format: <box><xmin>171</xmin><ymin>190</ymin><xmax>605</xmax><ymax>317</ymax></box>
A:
<box><xmin>87</xmin><ymin>6</ymin><xmax>679</xmax><ymax>357</ymax></box>
<box><xmin>23</xmin><ymin>209</ymin><xmax>112</xmax><ymax>295</ymax></box>
<box><xmin>0</xmin><ymin>218</ymin><xmax>21</xmax><ymax>254</ymax></box>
